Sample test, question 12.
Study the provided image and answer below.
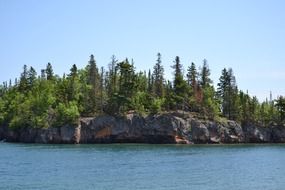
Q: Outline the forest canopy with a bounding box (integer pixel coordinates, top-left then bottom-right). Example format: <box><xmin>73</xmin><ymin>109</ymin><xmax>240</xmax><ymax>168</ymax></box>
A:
<box><xmin>0</xmin><ymin>54</ymin><xmax>284</xmax><ymax>129</ymax></box>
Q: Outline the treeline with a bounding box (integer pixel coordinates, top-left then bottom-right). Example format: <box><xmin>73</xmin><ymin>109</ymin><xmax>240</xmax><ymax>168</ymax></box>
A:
<box><xmin>0</xmin><ymin>53</ymin><xmax>284</xmax><ymax>129</ymax></box>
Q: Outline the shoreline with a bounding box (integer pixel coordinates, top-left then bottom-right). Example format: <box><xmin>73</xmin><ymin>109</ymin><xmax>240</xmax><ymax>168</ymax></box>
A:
<box><xmin>1</xmin><ymin>112</ymin><xmax>285</xmax><ymax>144</ymax></box>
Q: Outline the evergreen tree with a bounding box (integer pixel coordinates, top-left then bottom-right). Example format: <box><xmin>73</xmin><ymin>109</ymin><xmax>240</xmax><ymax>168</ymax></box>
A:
<box><xmin>41</xmin><ymin>69</ymin><xmax>46</xmax><ymax>79</ymax></box>
<box><xmin>163</xmin><ymin>80</ymin><xmax>175</xmax><ymax>111</ymax></box>
<box><xmin>27</xmin><ymin>66</ymin><xmax>37</xmax><ymax>88</ymax></box>
<box><xmin>172</xmin><ymin>56</ymin><xmax>188</xmax><ymax>110</ymax></box>
<box><xmin>275</xmin><ymin>96</ymin><xmax>285</xmax><ymax>122</ymax></box>
<box><xmin>9</xmin><ymin>79</ymin><xmax>12</xmax><ymax>88</ymax></box>
<box><xmin>153</xmin><ymin>53</ymin><xmax>164</xmax><ymax>98</ymax></box>
<box><xmin>67</xmin><ymin>64</ymin><xmax>80</xmax><ymax>102</ymax></box>
<box><xmin>217</xmin><ymin>68</ymin><xmax>239</xmax><ymax>120</ymax></box>
<box><xmin>99</xmin><ymin>66</ymin><xmax>105</xmax><ymax>113</ymax></box>
<box><xmin>86</xmin><ymin>54</ymin><xmax>100</xmax><ymax>114</ymax></box>
<box><xmin>147</xmin><ymin>69</ymin><xmax>153</xmax><ymax>94</ymax></box>
<box><xmin>19</xmin><ymin>65</ymin><xmax>28</xmax><ymax>92</ymax></box>
<box><xmin>46</xmin><ymin>63</ymin><xmax>54</xmax><ymax>80</ymax></box>
<box><xmin>116</xmin><ymin>58</ymin><xmax>136</xmax><ymax>113</ymax></box>
<box><xmin>106</xmin><ymin>55</ymin><xmax>118</xmax><ymax>97</ymax></box>
<box><xmin>199</xmin><ymin>59</ymin><xmax>212</xmax><ymax>88</ymax></box>
<box><xmin>0</xmin><ymin>53</ymin><xmax>284</xmax><ymax>129</ymax></box>
<box><xmin>187</xmin><ymin>62</ymin><xmax>197</xmax><ymax>89</ymax></box>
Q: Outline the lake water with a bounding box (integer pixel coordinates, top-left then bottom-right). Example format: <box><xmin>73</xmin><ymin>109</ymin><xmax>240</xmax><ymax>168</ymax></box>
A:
<box><xmin>1</xmin><ymin>143</ymin><xmax>285</xmax><ymax>190</ymax></box>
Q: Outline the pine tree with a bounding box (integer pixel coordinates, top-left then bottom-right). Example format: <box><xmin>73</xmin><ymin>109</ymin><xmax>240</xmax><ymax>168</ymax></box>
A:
<box><xmin>46</xmin><ymin>63</ymin><xmax>54</xmax><ymax>80</ymax></box>
<box><xmin>187</xmin><ymin>62</ymin><xmax>197</xmax><ymax>89</ymax></box>
<box><xmin>217</xmin><ymin>68</ymin><xmax>239</xmax><ymax>120</ymax></box>
<box><xmin>67</xmin><ymin>64</ymin><xmax>80</xmax><ymax>102</ymax></box>
<box><xmin>106</xmin><ymin>55</ymin><xmax>118</xmax><ymax>96</ymax></box>
<box><xmin>19</xmin><ymin>65</ymin><xmax>28</xmax><ymax>92</ymax></box>
<box><xmin>86</xmin><ymin>54</ymin><xmax>100</xmax><ymax>114</ymax></box>
<box><xmin>147</xmin><ymin>69</ymin><xmax>153</xmax><ymax>94</ymax></box>
<box><xmin>9</xmin><ymin>79</ymin><xmax>12</xmax><ymax>88</ymax></box>
<box><xmin>116</xmin><ymin>58</ymin><xmax>136</xmax><ymax>113</ymax></box>
<box><xmin>153</xmin><ymin>53</ymin><xmax>164</xmax><ymax>98</ymax></box>
<box><xmin>275</xmin><ymin>96</ymin><xmax>285</xmax><ymax>122</ymax></box>
<box><xmin>99</xmin><ymin>66</ymin><xmax>105</xmax><ymax>113</ymax></box>
<box><xmin>172</xmin><ymin>56</ymin><xmax>188</xmax><ymax>110</ymax></box>
<box><xmin>200</xmin><ymin>59</ymin><xmax>212</xmax><ymax>88</ymax></box>
<box><xmin>27</xmin><ymin>66</ymin><xmax>37</xmax><ymax>88</ymax></box>
<box><xmin>41</xmin><ymin>69</ymin><xmax>46</xmax><ymax>79</ymax></box>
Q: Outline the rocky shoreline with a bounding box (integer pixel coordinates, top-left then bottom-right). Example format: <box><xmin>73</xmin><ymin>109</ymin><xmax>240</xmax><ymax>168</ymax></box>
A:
<box><xmin>1</xmin><ymin>112</ymin><xmax>285</xmax><ymax>144</ymax></box>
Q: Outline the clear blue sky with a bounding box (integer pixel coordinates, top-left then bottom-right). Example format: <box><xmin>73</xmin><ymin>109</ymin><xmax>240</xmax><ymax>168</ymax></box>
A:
<box><xmin>1</xmin><ymin>0</ymin><xmax>285</xmax><ymax>101</ymax></box>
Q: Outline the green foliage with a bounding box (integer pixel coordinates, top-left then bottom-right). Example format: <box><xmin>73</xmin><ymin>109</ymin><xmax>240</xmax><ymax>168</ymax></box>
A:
<box><xmin>199</xmin><ymin>59</ymin><xmax>212</xmax><ymax>88</ymax></box>
<box><xmin>86</xmin><ymin>54</ymin><xmax>100</xmax><ymax>114</ymax></box>
<box><xmin>111</xmin><ymin>59</ymin><xmax>137</xmax><ymax>113</ymax></box>
<box><xmin>275</xmin><ymin>96</ymin><xmax>285</xmax><ymax>123</ymax></box>
<box><xmin>171</xmin><ymin>56</ymin><xmax>188</xmax><ymax>109</ymax></box>
<box><xmin>54</xmin><ymin>101</ymin><xmax>80</xmax><ymax>126</ymax></box>
<box><xmin>46</xmin><ymin>62</ymin><xmax>54</xmax><ymax>80</ymax></box>
<box><xmin>217</xmin><ymin>68</ymin><xmax>239</xmax><ymax>120</ymax></box>
<box><xmin>153</xmin><ymin>53</ymin><xmax>164</xmax><ymax>98</ymax></box>
<box><xmin>187</xmin><ymin>62</ymin><xmax>197</xmax><ymax>88</ymax></box>
<box><xmin>149</xmin><ymin>98</ymin><xmax>164</xmax><ymax>114</ymax></box>
<box><xmin>131</xmin><ymin>91</ymin><xmax>148</xmax><ymax>114</ymax></box>
<box><xmin>0</xmin><ymin>54</ymin><xmax>283</xmax><ymax>129</ymax></box>
<box><xmin>201</xmin><ymin>85</ymin><xmax>220</xmax><ymax>118</ymax></box>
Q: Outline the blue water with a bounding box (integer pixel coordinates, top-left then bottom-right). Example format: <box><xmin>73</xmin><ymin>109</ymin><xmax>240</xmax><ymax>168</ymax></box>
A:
<box><xmin>1</xmin><ymin>143</ymin><xmax>285</xmax><ymax>190</ymax></box>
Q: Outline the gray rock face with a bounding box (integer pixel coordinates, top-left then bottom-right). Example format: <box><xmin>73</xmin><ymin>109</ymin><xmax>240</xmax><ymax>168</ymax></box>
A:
<box><xmin>191</xmin><ymin>120</ymin><xmax>209</xmax><ymax>143</ymax></box>
<box><xmin>271</xmin><ymin>126</ymin><xmax>285</xmax><ymax>142</ymax></box>
<box><xmin>79</xmin><ymin>114</ymin><xmax>178</xmax><ymax>143</ymax></box>
<box><xmin>190</xmin><ymin>119</ymin><xmax>245</xmax><ymax>144</ymax></box>
<box><xmin>1</xmin><ymin>113</ymin><xmax>285</xmax><ymax>144</ymax></box>
<box><xmin>243</xmin><ymin>124</ymin><xmax>272</xmax><ymax>143</ymax></box>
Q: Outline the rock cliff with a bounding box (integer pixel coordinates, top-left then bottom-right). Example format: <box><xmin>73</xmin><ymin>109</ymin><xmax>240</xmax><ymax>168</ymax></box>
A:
<box><xmin>0</xmin><ymin>112</ymin><xmax>285</xmax><ymax>144</ymax></box>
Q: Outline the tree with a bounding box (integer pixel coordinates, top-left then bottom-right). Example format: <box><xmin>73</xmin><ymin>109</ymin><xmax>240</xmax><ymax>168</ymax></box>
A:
<box><xmin>106</xmin><ymin>55</ymin><xmax>118</xmax><ymax>97</ymax></box>
<box><xmin>107</xmin><ymin>58</ymin><xmax>137</xmax><ymax>114</ymax></box>
<box><xmin>275</xmin><ymin>96</ymin><xmax>285</xmax><ymax>122</ymax></box>
<box><xmin>217</xmin><ymin>68</ymin><xmax>239</xmax><ymax>120</ymax></box>
<box><xmin>187</xmin><ymin>62</ymin><xmax>197</xmax><ymax>89</ymax></box>
<box><xmin>153</xmin><ymin>53</ymin><xmax>164</xmax><ymax>98</ymax></box>
<box><xmin>1</xmin><ymin>53</ymin><xmax>285</xmax><ymax>130</ymax></box>
<box><xmin>27</xmin><ymin>66</ymin><xmax>37</xmax><ymax>88</ymax></box>
<box><xmin>67</xmin><ymin>64</ymin><xmax>81</xmax><ymax>103</ymax></box>
<box><xmin>46</xmin><ymin>63</ymin><xmax>54</xmax><ymax>80</ymax></box>
<box><xmin>41</xmin><ymin>69</ymin><xmax>46</xmax><ymax>79</ymax></box>
<box><xmin>186</xmin><ymin>62</ymin><xmax>200</xmax><ymax>112</ymax></box>
<box><xmin>239</xmin><ymin>91</ymin><xmax>250</xmax><ymax>123</ymax></box>
<box><xmin>86</xmin><ymin>54</ymin><xmax>100</xmax><ymax>114</ymax></box>
<box><xmin>118</xmin><ymin>59</ymin><xmax>136</xmax><ymax>99</ymax></box>
<box><xmin>99</xmin><ymin>66</ymin><xmax>106</xmax><ymax>113</ymax></box>
<box><xmin>199</xmin><ymin>59</ymin><xmax>212</xmax><ymax>88</ymax></box>
<box><xmin>163</xmin><ymin>80</ymin><xmax>175</xmax><ymax>110</ymax></box>
<box><xmin>147</xmin><ymin>69</ymin><xmax>153</xmax><ymax>94</ymax></box>
<box><xmin>172</xmin><ymin>56</ymin><xmax>188</xmax><ymax>110</ymax></box>
<box><xmin>19</xmin><ymin>65</ymin><xmax>28</xmax><ymax>92</ymax></box>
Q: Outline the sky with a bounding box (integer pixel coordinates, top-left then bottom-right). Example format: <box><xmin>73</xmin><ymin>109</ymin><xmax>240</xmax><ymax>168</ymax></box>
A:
<box><xmin>0</xmin><ymin>0</ymin><xmax>285</xmax><ymax>101</ymax></box>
